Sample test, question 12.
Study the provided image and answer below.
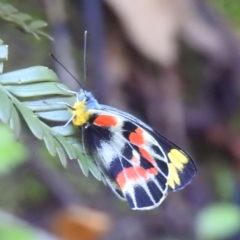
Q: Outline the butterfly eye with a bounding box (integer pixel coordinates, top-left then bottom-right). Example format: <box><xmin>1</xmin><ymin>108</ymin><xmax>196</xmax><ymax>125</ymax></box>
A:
<box><xmin>84</xmin><ymin>95</ymin><xmax>91</xmax><ymax>102</ymax></box>
<box><xmin>85</xmin><ymin>96</ymin><xmax>89</xmax><ymax>101</ymax></box>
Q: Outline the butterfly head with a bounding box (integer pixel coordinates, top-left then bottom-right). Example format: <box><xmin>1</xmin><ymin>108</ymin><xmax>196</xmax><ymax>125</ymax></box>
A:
<box><xmin>69</xmin><ymin>89</ymin><xmax>101</xmax><ymax>127</ymax></box>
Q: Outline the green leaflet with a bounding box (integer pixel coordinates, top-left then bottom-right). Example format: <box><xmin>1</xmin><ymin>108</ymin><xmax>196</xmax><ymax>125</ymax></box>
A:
<box><xmin>0</xmin><ymin>57</ymin><xmax>102</xmax><ymax>181</ymax></box>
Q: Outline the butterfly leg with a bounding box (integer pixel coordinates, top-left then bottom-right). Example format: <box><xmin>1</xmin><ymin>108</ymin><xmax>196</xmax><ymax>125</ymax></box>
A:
<box><xmin>52</xmin><ymin>115</ymin><xmax>75</xmax><ymax>136</ymax></box>
<box><xmin>43</xmin><ymin>100</ymin><xmax>75</xmax><ymax>110</ymax></box>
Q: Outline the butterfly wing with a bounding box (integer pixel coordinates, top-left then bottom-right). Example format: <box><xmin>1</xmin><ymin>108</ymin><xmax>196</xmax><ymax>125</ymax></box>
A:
<box><xmin>150</xmin><ymin>131</ymin><xmax>196</xmax><ymax>192</ymax></box>
<box><xmin>83</xmin><ymin>106</ymin><xmax>196</xmax><ymax>210</ymax></box>
<box><xmin>100</xmin><ymin>105</ymin><xmax>197</xmax><ymax>191</ymax></box>
<box><xmin>84</xmin><ymin>113</ymin><xmax>168</xmax><ymax>210</ymax></box>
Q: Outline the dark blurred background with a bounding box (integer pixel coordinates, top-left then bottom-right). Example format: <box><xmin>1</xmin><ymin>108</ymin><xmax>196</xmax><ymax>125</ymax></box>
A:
<box><xmin>1</xmin><ymin>0</ymin><xmax>240</xmax><ymax>239</ymax></box>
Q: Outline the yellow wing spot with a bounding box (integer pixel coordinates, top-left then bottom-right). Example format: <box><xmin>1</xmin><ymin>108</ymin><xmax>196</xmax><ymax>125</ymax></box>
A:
<box><xmin>171</xmin><ymin>149</ymin><xmax>188</xmax><ymax>163</ymax></box>
<box><xmin>167</xmin><ymin>163</ymin><xmax>181</xmax><ymax>190</ymax></box>
<box><xmin>168</xmin><ymin>149</ymin><xmax>188</xmax><ymax>171</ymax></box>
<box><xmin>70</xmin><ymin>101</ymin><xmax>91</xmax><ymax>127</ymax></box>
<box><xmin>167</xmin><ymin>173</ymin><xmax>175</xmax><ymax>189</ymax></box>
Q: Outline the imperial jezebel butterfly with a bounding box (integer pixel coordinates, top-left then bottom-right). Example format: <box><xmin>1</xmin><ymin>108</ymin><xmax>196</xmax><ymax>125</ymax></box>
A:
<box><xmin>61</xmin><ymin>88</ymin><xmax>196</xmax><ymax>210</ymax></box>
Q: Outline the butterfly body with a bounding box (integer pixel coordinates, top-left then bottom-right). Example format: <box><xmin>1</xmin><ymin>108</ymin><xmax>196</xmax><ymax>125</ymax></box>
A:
<box><xmin>68</xmin><ymin>89</ymin><xmax>196</xmax><ymax>210</ymax></box>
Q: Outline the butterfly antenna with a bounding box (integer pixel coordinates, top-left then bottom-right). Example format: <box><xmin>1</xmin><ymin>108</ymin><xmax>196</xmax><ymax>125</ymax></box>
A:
<box><xmin>83</xmin><ymin>30</ymin><xmax>87</xmax><ymax>83</ymax></box>
<box><xmin>50</xmin><ymin>53</ymin><xmax>83</xmax><ymax>89</ymax></box>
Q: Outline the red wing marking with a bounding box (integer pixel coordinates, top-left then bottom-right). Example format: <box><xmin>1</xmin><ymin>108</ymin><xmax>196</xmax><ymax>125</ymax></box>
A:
<box><xmin>94</xmin><ymin>115</ymin><xmax>118</xmax><ymax>127</ymax></box>
<box><xmin>116</xmin><ymin>167</ymin><xmax>158</xmax><ymax>189</ymax></box>
<box><xmin>139</xmin><ymin>147</ymin><xmax>155</xmax><ymax>165</ymax></box>
<box><xmin>129</xmin><ymin>127</ymin><xmax>145</xmax><ymax>145</ymax></box>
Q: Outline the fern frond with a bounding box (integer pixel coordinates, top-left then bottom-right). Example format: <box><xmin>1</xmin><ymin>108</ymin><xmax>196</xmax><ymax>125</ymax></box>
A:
<box><xmin>0</xmin><ymin>2</ymin><xmax>52</xmax><ymax>40</ymax></box>
<box><xmin>0</xmin><ymin>41</ymin><xmax>102</xmax><ymax>181</ymax></box>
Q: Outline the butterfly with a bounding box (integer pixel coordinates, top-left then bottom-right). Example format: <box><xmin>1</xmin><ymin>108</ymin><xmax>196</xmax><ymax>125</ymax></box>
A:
<box><xmin>62</xmin><ymin>88</ymin><xmax>196</xmax><ymax>210</ymax></box>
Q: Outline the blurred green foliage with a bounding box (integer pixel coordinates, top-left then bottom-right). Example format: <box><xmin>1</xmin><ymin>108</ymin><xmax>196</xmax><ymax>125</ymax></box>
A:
<box><xmin>211</xmin><ymin>0</ymin><xmax>240</xmax><ymax>30</ymax></box>
<box><xmin>0</xmin><ymin>224</ymin><xmax>36</xmax><ymax>240</ymax></box>
<box><xmin>0</xmin><ymin>124</ymin><xmax>28</xmax><ymax>174</ymax></box>
<box><xmin>212</xmin><ymin>161</ymin><xmax>236</xmax><ymax>201</ymax></box>
<box><xmin>196</xmin><ymin>203</ymin><xmax>240</xmax><ymax>239</ymax></box>
<box><xmin>0</xmin><ymin>1</ymin><xmax>52</xmax><ymax>40</ymax></box>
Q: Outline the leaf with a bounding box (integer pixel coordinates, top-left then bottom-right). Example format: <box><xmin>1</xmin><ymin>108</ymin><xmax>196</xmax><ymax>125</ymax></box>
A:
<box><xmin>54</xmin><ymin>139</ymin><xmax>67</xmax><ymax>168</ymax></box>
<box><xmin>0</xmin><ymin>66</ymin><xmax>58</xmax><ymax>85</ymax></box>
<box><xmin>0</xmin><ymin>41</ymin><xmax>8</xmax><ymax>73</ymax></box>
<box><xmin>0</xmin><ymin>62</ymin><xmax>3</xmax><ymax>74</ymax></box>
<box><xmin>0</xmin><ymin>44</ymin><xmax>8</xmax><ymax>61</ymax></box>
<box><xmin>77</xmin><ymin>159</ymin><xmax>89</xmax><ymax>177</ymax></box>
<box><xmin>9</xmin><ymin>107</ymin><xmax>21</xmax><ymax>141</ymax></box>
<box><xmin>28</xmin><ymin>20</ymin><xmax>47</xmax><ymax>29</ymax></box>
<box><xmin>42</xmin><ymin>125</ymin><xmax>57</xmax><ymax>156</ymax></box>
<box><xmin>0</xmin><ymin>3</ymin><xmax>17</xmax><ymax>14</ymax></box>
<box><xmin>51</xmin><ymin>125</ymin><xmax>78</xmax><ymax>137</ymax></box>
<box><xmin>56</xmin><ymin>135</ymin><xmax>77</xmax><ymax>160</ymax></box>
<box><xmin>37</xmin><ymin>110</ymin><xmax>72</xmax><ymax>122</ymax></box>
<box><xmin>33</xmin><ymin>30</ymin><xmax>53</xmax><ymax>41</ymax></box>
<box><xmin>23</xmin><ymin>96</ymin><xmax>75</xmax><ymax>112</ymax></box>
<box><xmin>5</xmin><ymin>83</ymin><xmax>72</xmax><ymax>98</ymax></box>
<box><xmin>0</xmin><ymin>86</ymin><xmax>12</xmax><ymax>123</ymax></box>
<box><xmin>75</xmin><ymin>152</ymin><xmax>90</xmax><ymax>177</ymax></box>
<box><xmin>11</xmin><ymin>97</ymin><xmax>44</xmax><ymax>140</ymax></box>
<box><xmin>16</xmin><ymin>13</ymin><xmax>32</xmax><ymax>22</ymax></box>
<box><xmin>0</xmin><ymin>2</ymin><xmax>52</xmax><ymax>40</ymax></box>
<box><xmin>0</xmin><ymin>64</ymin><xmax>102</xmax><ymax>182</ymax></box>
<box><xmin>57</xmin><ymin>134</ymin><xmax>91</xmax><ymax>177</ymax></box>
<box><xmin>87</xmin><ymin>159</ymin><xmax>103</xmax><ymax>181</ymax></box>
